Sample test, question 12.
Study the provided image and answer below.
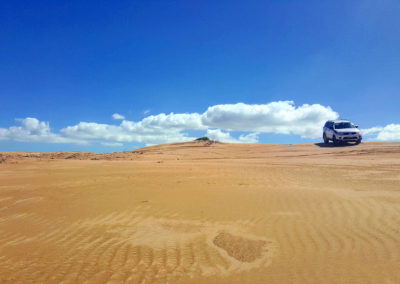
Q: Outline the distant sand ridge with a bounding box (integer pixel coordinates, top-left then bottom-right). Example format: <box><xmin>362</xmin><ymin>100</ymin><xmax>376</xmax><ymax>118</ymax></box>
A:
<box><xmin>0</xmin><ymin>141</ymin><xmax>399</xmax><ymax>283</ymax></box>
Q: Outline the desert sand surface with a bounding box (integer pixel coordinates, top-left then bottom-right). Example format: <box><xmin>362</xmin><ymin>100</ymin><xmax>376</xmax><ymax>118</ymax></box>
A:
<box><xmin>0</xmin><ymin>141</ymin><xmax>400</xmax><ymax>283</ymax></box>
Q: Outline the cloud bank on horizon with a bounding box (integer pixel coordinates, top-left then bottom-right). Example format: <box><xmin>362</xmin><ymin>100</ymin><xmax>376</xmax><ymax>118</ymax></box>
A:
<box><xmin>0</xmin><ymin>101</ymin><xmax>399</xmax><ymax>147</ymax></box>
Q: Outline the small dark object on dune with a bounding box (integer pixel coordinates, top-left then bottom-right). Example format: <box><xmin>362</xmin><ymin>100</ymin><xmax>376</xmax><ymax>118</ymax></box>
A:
<box><xmin>195</xmin><ymin>137</ymin><xmax>211</xmax><ymax>141</ymax></box>
<box><xmin>195</xmin><ymin>137</ymin><xmax>217</xmax><ymax>145</ymax></box>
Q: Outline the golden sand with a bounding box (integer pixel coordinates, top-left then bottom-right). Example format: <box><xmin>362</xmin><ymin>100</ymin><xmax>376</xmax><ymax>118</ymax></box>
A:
<box><xmin>0</xmin><ymin>141</ymin><xmax>399</xmax><ymax>283</ymax></box>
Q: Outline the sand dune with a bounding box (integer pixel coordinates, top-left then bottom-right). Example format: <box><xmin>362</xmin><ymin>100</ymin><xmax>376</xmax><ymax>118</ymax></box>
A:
<box><xmin>0</xmin><ymin>141</ymin><xmax>400</xmax><ymax>283</ymax></box>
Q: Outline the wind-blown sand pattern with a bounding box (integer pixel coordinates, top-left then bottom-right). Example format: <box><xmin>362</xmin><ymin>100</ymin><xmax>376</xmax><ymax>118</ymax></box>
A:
<box><xmin>0</xmin><ymin>141</ymin><xmax>400</xmax><ymax>283</ymax></box>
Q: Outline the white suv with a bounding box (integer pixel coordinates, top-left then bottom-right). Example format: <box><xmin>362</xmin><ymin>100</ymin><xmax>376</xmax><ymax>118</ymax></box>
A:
<box><xmin>323</xmin><ymin>120</ymin><xmax>362</xmax><ymax>145</ymax></box>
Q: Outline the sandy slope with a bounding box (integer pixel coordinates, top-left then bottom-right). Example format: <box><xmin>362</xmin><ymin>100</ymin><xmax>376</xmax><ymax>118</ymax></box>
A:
<box><xmin>0</xmin><ymin>141</ymin><xmax>399</xmax><ymax>283</ymax></box>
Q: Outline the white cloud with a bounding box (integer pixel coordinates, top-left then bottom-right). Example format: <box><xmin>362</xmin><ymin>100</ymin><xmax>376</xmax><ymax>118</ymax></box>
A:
<box><xmin>360</xmin><ymin>126</ymin><xmax>383</xmax><ymax>136</ymax></box>
<box><xmin>143</xmin><ymin>109</ymin><xmax>150</xmax><ymax>115</ymax></box>
<box><xmin>61</xmin><ymin>112</ymin><xmax>202</xmax><ymax>145</ymax></box>
<box><xmin>362</xmin><ymin>124</ymin><xmax>400</xmax><ymax>141</ymax></box>
<box><xmin>112</xmin><ymin>113</ymin><xmax>125</xmax><ymax>120</ymax></box>
<box><xmin>0</xmin><ymin>118</ymin><xmax>87</xmax><ymax>145</ymax></box>
<box><xmin>202</xmin><ymin>101</ymin><xmax>338</xmax><ymax>138</ymax></box>
<box><xmin>377</xmin><ymin>124</ymin><xmax>400</xmax><ymax>141</ymax></box>
<box><xmin>10</xmin><ymin>101</ymin><xmax>396</xmax><ymax>147</ymax></box>
<box><xmin>206</xmin><ymin>129</ymin><xmax>259</xmax><ymax>143</ymax></box>
<box><xmin>61</xmin><ymin>120</ymin><xmax>196</xmax><ymax>145</ymax></box>
<box><xmin>238</xmin><ymin>132</ymin><xmax>259</xmax><ymax>143</ymax></box>
<box><xmin>101</xmin><ymin>142</ymin><xmax>123</xmax><ymax>147</ymax></box>
<box><xmin>206</xmin><ymin>129</ymin><xmax>236</xmax><ymax>143</ymax></box>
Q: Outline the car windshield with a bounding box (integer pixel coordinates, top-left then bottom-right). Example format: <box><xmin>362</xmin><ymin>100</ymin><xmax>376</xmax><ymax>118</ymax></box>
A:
<box><xmin>334</xmin><ymin>122</ymin><xmax>354</xmax><ymax>129</ymax></box>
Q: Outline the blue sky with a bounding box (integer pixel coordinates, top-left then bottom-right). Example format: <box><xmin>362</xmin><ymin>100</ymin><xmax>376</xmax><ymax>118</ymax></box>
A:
<box><xmin>1</xmin><ymin>0</ymin><xmax>400</xmax><ymax>152</ymax></box>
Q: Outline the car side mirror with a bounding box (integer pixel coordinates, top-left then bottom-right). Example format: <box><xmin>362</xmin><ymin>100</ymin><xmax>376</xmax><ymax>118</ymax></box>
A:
<box><xmin>355</xmin><ymin>125</ymin><xmax>358</xmax><ymax>128</ymax></box>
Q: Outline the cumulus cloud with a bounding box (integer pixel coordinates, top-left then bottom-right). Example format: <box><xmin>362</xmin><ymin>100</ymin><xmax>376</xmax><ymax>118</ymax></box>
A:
<box><xmin>238</xmin><ymin>132</ymin><xmax>259</xmax><ymax>143</ymax></box>
<box><xmin>61</xmin><ymin>120</ymin><xmax>196</xmax><ymax>145</ymax></box>
<box><xmin>376</xmin><ymin>124</ymin><xmax>400</xmax><ymax>141</ymax></box>
<box><xmin>126</xmin><ymin>112</ymin><xmax>205</xmax><ymax>131</ymax></box>
<box><xmin>112</xmin><ymin>113</ymin><xmax>125</xmax><ymax>120</ymax></box>
<box><xmin>362</xmin><ymin>124</ymin><xmax>400</xmax><ymax>141</ymax></box>
<box><xmin>3</xmin><ymin>101</ymin><xmax>377</xmax><ymax>147</ymax></box>
<box><xmin>202</xmin><ymin>101</ymin><xmax>339</xmax><ymax>138</ymax></box>
<box><xmin>61</xmin><ymin>112</ymin><xmax>203</xmax><ymax>145</ymax></box>
<box><xmin>60</xmin><ymin>101</ymin><xmax>336</xmax><ymax>145</ymax></box>
<box><xmin>0</xmin><ymin>118</ymin><xmax>87</xmax><ymax>145</ymax></box>
<box><xmin>360</xmin><ymin>127</ymin><xmax>383</xmax><ymax>136</ymax></box>
<box><xmin>206</xmin><ymin>129</ymin><xmax>259</xmax><ymax>143</ymax></box>
<box><xmin>101</xmin><ymin>142</ymin><xmax>123</xmax><ymax>147</ymax></box>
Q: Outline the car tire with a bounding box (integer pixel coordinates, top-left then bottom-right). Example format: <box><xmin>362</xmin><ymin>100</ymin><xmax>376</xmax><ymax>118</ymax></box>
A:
<box><xmin>323</xmin><ymin>133</ymin><xmax>329</xmax><ymax>144</ymax></box>
<box><xmin>355</xmin><ymin>139</ymin><xmax>361</xmax><ymax>145</ymax></box>
<box><xmin>332</xmin><ymin>135</ymin><xmax>338</xmax><ymax>146</ymax></box>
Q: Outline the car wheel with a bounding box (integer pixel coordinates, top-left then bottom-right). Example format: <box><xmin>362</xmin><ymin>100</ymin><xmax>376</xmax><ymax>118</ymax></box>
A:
<box><xmin>355</xmin><ymin>139</ymin><xmax>361</xmax><ymax>145</ymax></box>
<box><xmin>332</xmin><ymin>135</ymin><xmax>338</xmax><ymax>146</ymax></box>
<box><xmin>323</xmin><ymin>133</ymin><xmax>329</xmax><ymax>144</ymax></box>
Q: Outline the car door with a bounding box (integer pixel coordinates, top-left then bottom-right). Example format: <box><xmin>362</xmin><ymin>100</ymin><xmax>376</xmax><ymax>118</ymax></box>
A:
<box><xmin>327</xmin><ymin>122</ymin><xmax>334</xmax><ymax>139</ymax></box>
